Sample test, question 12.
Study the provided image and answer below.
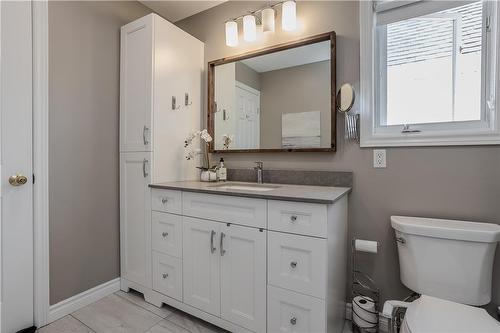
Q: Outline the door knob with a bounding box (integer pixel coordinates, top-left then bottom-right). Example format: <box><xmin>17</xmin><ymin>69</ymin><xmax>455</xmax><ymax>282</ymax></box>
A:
<box><xmin>9</xmin><ymin>174</ymin><xmax>28</xmax><ymax>186</ymax></box>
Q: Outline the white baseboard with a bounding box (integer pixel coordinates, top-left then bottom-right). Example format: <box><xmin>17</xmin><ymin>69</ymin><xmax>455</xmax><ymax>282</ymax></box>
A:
<box><xmin>48</xmin><ymin>277</ymin><xmax>120</xmax><ymax>323</ymax></box>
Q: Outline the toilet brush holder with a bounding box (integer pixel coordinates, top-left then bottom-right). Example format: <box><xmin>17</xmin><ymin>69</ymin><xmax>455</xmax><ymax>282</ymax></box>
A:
<box><xmin>351</xmin><ymin>239</ymin><xmax>380</xmax><ymax>333</ymax></box>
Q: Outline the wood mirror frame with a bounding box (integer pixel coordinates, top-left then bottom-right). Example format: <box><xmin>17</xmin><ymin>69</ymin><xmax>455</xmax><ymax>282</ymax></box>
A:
<box><xmin>207</xmin><ymin>31</ymin><xmax>336</xmax><ymax>153</ymax></box>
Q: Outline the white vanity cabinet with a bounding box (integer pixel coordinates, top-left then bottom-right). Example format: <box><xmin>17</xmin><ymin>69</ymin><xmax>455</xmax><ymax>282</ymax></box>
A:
<box><xmin>119</xmin><ymin>13</ymin><xmax>203</xmax><ymax>292</ymax></box>
<box><xmin>121</xmin><ymin>186</ymin><xmax>349</xmax><ymax>333</ymax></box>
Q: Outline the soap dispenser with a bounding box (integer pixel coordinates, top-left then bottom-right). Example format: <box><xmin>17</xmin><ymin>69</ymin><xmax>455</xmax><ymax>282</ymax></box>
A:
<box><xmin>218</xmin><ymin>158</ymin><xmax>227</xmax><ymax>181</ymax></box>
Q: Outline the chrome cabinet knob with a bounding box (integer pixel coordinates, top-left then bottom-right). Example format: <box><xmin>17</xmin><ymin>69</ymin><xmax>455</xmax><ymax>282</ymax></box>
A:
<box><xmin>290</xmin><ymin>215</ymin><xmax>298</xmax><ymax>222</ymax></box>
<box><xmin>290</xmin><ymin>317</ymin><xmax>297</xmax><ymax>325</ymax></box>
<box><xmin>161</xmin><ymin>197</ymin><xmax>168</xmax><ymax>204</ymax></box>
<box><xmin>162</xmin><ymin>232</ymin><xmax>168</xmax><ymax>238</ymax></box>
<box><xmin>162</xmin><ymin>273</ymin><xmax>168</xmax><ymax>279</ymax></box>
<box><xmin>290</xmin><ymin>261</ymin><xmax>297</xmax><ymax>268</ymax></box>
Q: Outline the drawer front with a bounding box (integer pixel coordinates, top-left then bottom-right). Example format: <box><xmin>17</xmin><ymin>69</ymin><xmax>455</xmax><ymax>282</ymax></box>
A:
<box><xmin>152</xmin><ymin>251</ymin><xmax>182</xmax><ymax>301</ymax></box>
<box><xmin>151</xmin><ymin>189</ymin><xmax>182</xmax><ymax>214</ymax></box>
<box><xmin>152</xmin><ymin>211</ymin><xmax>182</xmax><ymax>258</ymax></box>
<box><xmin>268</xmin><ymin>232</ymin><xmax>326</xmax><ymax>299</ymax></box>
<box><xmin>182</xmin><ymin>192</ymin><xmax>266</xmax><ymax>228</ymax></box>
<box><xmin>268</xmin><ymin>286</ymin><xmax>325</xmax><ymax>333</ymax></box>
<box><xmin>268</xmin><ymin>200</ymin><xmax>327</xmax><ymax>238</ymax></box>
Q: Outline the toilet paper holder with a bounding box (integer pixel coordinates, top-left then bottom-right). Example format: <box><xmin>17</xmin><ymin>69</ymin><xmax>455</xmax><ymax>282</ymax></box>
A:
<box><xmin>351</xmin><ymin>239</ymin><xmax>380</xmax><ymax>333</ymax></box>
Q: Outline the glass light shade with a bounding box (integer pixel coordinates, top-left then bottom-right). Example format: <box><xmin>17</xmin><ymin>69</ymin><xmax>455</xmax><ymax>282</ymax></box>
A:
<box><xmin>225</xmin><ymin>20</ymin><xmax>238</xmax><ymax>47</ymax></box>
<box><xmin>243</xmin><ymin>15</ymin><xmax>257</xmax><ymax>42</ymax></box>
<box><xmin>262</xmin><ymin>7</ymin><xmax>275</xmax><ymax>33</ymax></box>
<box><xmin>282</xmin><ymin>0</ymin><xmax>297</xmax><ymax>31</ymax></box>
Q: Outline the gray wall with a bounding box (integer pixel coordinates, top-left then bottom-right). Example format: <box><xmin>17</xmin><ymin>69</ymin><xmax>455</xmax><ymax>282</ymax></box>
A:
<box><xmin>49</xmin><ymin>1</ymin><xmax>151</xmax><ymax>304</ymax></box>
<box><xmin>260</xmin><ymin>61</ymin><xmax>331</xmax><ymax>148</ymax></box>
<box><xmin>177</xmin><ymin>1</ymin><xmax>500</xmax><ymax>315</ymax></box>
<box><xmin>235</xmin><ymin>62</ymin><xmax>261</xmax><ymax>91</ymax></box>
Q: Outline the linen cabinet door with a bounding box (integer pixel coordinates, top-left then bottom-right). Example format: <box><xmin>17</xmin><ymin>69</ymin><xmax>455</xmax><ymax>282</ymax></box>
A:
<box><xmin>120</xmin><ymin>15</ymin><xmax>153</xmax><ymax>152</ymax></box>
<box><xmin>183</xmin><ymin>217</ymin><xmax>221</xmax><ymax>316</ymax></box>
<box><xmin>220</xmin><ymin>225</ymin><xmax>266</xmax><ymax>333</ymax></box>
<box><xmin>120</xmin><ymin>152</ymin><xmax>152</xmax><ymax>287</ymax></box>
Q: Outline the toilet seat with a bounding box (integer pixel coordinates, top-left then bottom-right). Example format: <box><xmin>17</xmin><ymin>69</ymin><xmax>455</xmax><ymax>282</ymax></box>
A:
<box><xmin>401</xmin><ymin>295</ymin><xmax>500</xmax><ymax>333</ymax></box>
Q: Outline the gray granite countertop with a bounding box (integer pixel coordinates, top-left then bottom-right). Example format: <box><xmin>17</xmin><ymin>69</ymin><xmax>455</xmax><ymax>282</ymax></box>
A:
<box><xmin>149</xmin><ymin>181</ymin><xmax>351</xmax><ymax>204</ymax></box>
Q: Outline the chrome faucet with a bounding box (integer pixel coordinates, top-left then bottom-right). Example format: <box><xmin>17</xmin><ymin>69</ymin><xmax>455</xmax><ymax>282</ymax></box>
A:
<box><xmin>254</xmin><ymin>161</ymin><xmax>264</xmax><ymax>184</ymax></box>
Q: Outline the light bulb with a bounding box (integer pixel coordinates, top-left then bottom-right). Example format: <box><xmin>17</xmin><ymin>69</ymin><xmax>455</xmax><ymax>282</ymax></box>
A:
<box><xmin>282</xmin><ymin>0</ymin><xmax>297</xmax><ymax>31</ymax></box>
<box><xmin>225</xmin><ymin>20</ymin><xmax>238</xmax><ymax>47</ymax></box>
<box><xmin>243</xmin><ymin>15</ymin><xmax>257</xmax><ymax>42</ymax></box>
<box><xmin>262</xmin><ymin>7</ymin><xmax>275</xmax><ymax>33</ymax></box>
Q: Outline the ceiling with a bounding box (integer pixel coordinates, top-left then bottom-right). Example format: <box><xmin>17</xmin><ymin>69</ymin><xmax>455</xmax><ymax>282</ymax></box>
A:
<box><xmin>241</xmin><ymin>40</ymin><xmax>331</xmax><ymax>73</ymax></box>
<box><xmin>140</xmin><ymin>1</ymin><xmax>226</xmax><ymax>22</ymax></box>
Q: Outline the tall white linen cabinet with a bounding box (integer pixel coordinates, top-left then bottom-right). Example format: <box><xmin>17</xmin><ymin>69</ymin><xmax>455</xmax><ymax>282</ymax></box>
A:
<box><xmin>119</xmin><ymin>14</ymin><xmax>203</xmax><ymax>293</ymax></box>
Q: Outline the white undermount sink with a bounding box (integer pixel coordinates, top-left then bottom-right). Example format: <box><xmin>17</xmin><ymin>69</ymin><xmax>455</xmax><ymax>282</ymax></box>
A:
<box><xmin>209</xmin><ymin>183</ymin><xmax>280</xmax><ymax>192</ymax></box>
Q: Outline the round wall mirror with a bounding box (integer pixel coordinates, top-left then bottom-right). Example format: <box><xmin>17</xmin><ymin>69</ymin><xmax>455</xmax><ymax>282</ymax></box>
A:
<box><xmin>337</xmin><ymin>83</ymin><xmax>355</xmax><ymax>113</ymax></box>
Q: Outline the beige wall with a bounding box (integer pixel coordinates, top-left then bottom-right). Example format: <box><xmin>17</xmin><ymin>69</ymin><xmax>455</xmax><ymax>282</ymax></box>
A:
<box><xmin>235</xmin><ymin>62</ymin><xmax>261</xmax><ymax>91</ymax></box>
<box><xmin>260</xmin><ymin>61</ymin><xmax>331</xmax><ymax>148</ymax></box>
<box><xmin>49</xmin><ymin>1</ymin><xmax>151</xmax><ymax>304</ymax></box>
<box><xmin>177</xmin><ymin>0</ymin><xmax>500</xmax><ymax>314</ymax></box>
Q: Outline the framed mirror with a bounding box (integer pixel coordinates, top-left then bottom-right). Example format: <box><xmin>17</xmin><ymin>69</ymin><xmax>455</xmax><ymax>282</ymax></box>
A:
<box><xmin>208</xmin><ymin>32</ymin><xmax>336</xmax><ymax>153</ymax></box>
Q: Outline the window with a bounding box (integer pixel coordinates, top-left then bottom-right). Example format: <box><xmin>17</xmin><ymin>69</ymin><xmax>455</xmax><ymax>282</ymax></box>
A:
<box><xmin>360</xmin><ymin>0</ymin><xmax>500</xmax><ymax>146</ymax></box>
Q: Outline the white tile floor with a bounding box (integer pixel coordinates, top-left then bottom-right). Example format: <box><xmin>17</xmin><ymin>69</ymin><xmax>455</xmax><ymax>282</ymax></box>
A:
<box><xmin>37</xmin><ymin>290</ymin><xmax>353</xmax><ymax>333</ymax></box>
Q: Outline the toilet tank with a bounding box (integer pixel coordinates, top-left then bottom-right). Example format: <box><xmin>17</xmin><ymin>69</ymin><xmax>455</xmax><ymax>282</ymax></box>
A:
<box><xmin>391</xmin><ymin>216</ymin><xmax>500</xmax><ymax>306</ymax></box>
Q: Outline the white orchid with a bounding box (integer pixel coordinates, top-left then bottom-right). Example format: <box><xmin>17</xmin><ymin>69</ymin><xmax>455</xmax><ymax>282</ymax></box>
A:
<box><xmin>222</xmin><ymin>134</ymin><xmax>233</xmax><ymax>150</ymax></box>
<box><xmin>200</xmin><ymin>129</ymin><xmax>213</xmax><ymax>143</ymax></box>
<box><xmin>184</xmin><ymin>129</ymin><xmax>212</xmax><ymax>169</ymax></box>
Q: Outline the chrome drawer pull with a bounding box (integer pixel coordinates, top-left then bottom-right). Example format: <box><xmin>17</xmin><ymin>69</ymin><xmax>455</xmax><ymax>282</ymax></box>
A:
<box><xmin>162</xmin><ymin>273</ymin><xmax>168</xmax><ymax>279</ymax></box>
<box><xmin>210</xmin><ymin>230</ymin><xmax>216</xmax><ymax>253</ymax></box>
<box><xmin>161</xmin><ymin>197</ymin><xmax>168</xmax><ymax>204</ymax></box>
<box><xmin>290</xmin><ymin>215</ymin><xmax>298</xmax><ymax>222</ymax></box>
<box><xmin>143</xmin><ymin>125</ymin><xmax>149</xmax><ymax>145</ymax></box>
<box><xmin>290</xmin><ymin>317</ymin><xmax>297</xmax><ymax>325</ymax></box>
<box><xmin>220</xmin><ymin>232</ymin><xmax>226</xmax><ymax>256</ymax></box>
<box><xmin>290</xmin><ymin>261</ymin><xmax>297</xmax><ymax>268</ymax></box>
<box><xmin>142</xmin><ymin>159</ymin><xmax>149</xmax><ymax>178</ymax></box>
<box><xmin>162</xmin><ymin>232</ymin><xmax>168</xmax><ymax>238</ymax></box>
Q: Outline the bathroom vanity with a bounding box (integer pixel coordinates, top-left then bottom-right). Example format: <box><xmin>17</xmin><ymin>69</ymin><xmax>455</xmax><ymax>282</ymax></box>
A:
<box><xmin>120</xmin><ymin>181</ymin><xmax>350</xmax><ymax>333</ymax></box>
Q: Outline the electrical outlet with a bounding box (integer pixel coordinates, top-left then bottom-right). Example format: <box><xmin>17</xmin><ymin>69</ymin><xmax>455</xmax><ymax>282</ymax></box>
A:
<box><xmin>373</xmin><ymin>149</ymin><xmax>386</xmax><ymax>168</ymax></box>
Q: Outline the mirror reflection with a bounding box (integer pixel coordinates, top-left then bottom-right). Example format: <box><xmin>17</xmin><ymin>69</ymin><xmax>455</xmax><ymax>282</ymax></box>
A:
<box><xmin>213</xmin><ymin>40</ymin><xmax>332</xmax><ymax>151</ymax></box>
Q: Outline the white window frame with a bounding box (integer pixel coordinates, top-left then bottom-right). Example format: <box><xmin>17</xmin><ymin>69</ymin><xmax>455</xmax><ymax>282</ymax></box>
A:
<box><xmin>360</xmin><ymin>0</ymin><xmax>500</xmax><ymax>147</ymax></box>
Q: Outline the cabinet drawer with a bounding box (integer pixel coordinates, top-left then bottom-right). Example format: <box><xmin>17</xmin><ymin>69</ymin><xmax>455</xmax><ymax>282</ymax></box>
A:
<box><xmin>152</xmin><ymin>212</ymin><xmax>182</xmax><ymax>258</ymax></box>
<box><xmin>182</xmin><ymin>192</ymin><xmax>266</xmax><ymax>228</ymax></box>
<box><xmin>268</xmin><ymin>200</ymin><xmax>327</xmax><ymax>238</ymax></box>
<box><xmin>268</xmin><ymin>232</ymin><xmax>326</xmax><ymax>299</ymax></box>
<box><xmin>151</xmin><ymin>189</ymin><xmax>182</xmax><ymax>214</ymax></box>
<box><xmin>152</xmin><ymin>251</ymin><xmax>182</xmax><ymax>301</ymax></box>
<box><xmin>268</xmin><ymin>285</ymin><xmax>325</xmax><ymax>333</ymax></box>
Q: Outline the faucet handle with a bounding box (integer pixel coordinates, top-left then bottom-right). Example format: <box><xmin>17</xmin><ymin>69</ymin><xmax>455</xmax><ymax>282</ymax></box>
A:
<box><xmin>254</xmin><ymin>161</ymin><xmax>263</xmax><ymax>169</ymax></box>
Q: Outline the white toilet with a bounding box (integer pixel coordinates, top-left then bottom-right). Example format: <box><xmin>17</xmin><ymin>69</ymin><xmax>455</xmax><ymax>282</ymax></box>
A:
<box><xmin>390</xmin><ymin>216</ymin><xmax>500</xmax><ymax>332</ymax></box>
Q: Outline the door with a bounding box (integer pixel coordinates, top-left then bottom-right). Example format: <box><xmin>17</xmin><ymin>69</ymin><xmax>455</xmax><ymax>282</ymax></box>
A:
<box><xmin>183</xmin><ymin>217</ymin><xmax>220</xmax><ymax>316</ymax></box>
<box><xmin>220</xmin><ymin>225</ymin><xmax>266</xmax><ymax>332</ymax></box>
<box><xmin>1</xmin><ymin>1</ymin><xmax>34</xmax><ymax>332</ymax></box>
<box><xmin>120</xmin><ymin>152</ymin><xmax>152</xmax><ymax>288</ymax></box>
<box><xmin>120</xmin><ymin>15</ymin><xmax>153</xmax><ymax>152</ymax></box>
<box><xmin>235</xmin><ymin>82</ymin><xmax>260</xmax><ymax>149</ymax></box>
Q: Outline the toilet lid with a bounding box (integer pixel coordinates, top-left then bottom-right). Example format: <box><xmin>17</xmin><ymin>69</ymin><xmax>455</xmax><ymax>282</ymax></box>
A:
<box><xmin>405</xmin><ymin>295</ymin><xmax>500</xmax><ymax>333</ymax></box>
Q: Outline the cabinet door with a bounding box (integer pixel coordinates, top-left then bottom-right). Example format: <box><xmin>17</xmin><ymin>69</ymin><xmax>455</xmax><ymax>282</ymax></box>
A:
<box><xmin>221</xmin><ymin>225</ymin><xmax>266</xmax><ymax>332</ymax></box>
<box><xmin>120</xmin><ymin>152</ymin><xmax>152</xmax><ymax>287</ymax></box>
<box><xmin>183</xmin><ymin>217</ymin><xmax>221</xmax><ymax>316</ymax></box>
<box><xmin>120</xmin><ymin>15</ymin><xmax>153</xmax><ymax>152</ymax></box>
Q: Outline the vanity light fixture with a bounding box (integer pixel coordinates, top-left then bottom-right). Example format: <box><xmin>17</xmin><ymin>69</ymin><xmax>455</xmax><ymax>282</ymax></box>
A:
<box><xmin>262</xmin><ymin>7</ymin><xmax>275</xmax><ymax>33</ymax></box>
<box><xmin>225</xmin><ymin>20</ymin><xmax>238</xmax><ymax>47</ymax></box>
<box><xmin>243</xmin><ymin>14</ymin><xmax>257</xmax><ymax>42</ymax></box>
<box><xmin>282</xmin><ymin>0</ymin><xmax>297</xmax><ymax>31</ymax></box>
<box><xmin>224</xmin><ymin>1</ymin><xmax>297</xmax><ymax>47</ymax></box>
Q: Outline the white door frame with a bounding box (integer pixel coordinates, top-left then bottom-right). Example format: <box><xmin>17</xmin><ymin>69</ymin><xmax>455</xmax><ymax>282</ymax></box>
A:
<box><xmin>32</xmin><ymin>0</ymin><xmax>50</xmax><ymax>328</ymax></box>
